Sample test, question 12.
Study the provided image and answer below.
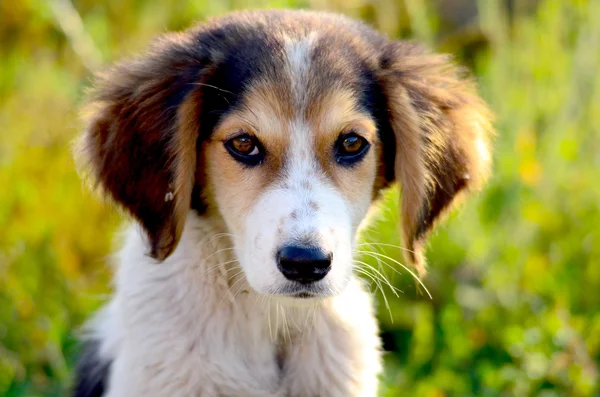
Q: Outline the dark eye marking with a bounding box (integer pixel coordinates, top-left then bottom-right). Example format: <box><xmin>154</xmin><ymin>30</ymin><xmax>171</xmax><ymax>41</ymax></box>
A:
<box><xmin>224</xmin><ymin>132</ymin><xmax>265</xmax><ymax>166</ymax></box>
<box><xmin>334</xmin><ymin>132</ymin><xmax>371</xmax><ymax>166</ymax></box>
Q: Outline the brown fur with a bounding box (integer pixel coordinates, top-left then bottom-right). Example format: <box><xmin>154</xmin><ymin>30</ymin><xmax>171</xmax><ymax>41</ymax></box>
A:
<box><xmin>309</xmin><ymin>89</ymin><xmax>379</xmax><ymax>204</ymax></box>
<box><xmin>378</xmin><ymin>43</ymin><xmax>492</xmax><ymax>275</ymax></box>
<box><xmin>78</xmin><ymin>33</ymin><xmax>210</xmax><ymax>260</ymax></box>
<box><xmin>202</xmin><ymin>85</ymin><xmax>291</xmax><ymax>223</ymax></box>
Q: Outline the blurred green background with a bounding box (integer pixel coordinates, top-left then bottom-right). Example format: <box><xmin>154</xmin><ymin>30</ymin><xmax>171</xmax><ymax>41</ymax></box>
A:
<box><xmin>1</xmin><ymin>0</ymin><xmax>599</xmax><ymax>396</ymax></box>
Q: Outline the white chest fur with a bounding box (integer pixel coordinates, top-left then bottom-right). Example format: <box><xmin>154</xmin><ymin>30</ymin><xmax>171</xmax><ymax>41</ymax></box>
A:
<box><xmin>90</xmin><ymin>213</ymin><xmax>382</xmax><ymax>397</ymax></box>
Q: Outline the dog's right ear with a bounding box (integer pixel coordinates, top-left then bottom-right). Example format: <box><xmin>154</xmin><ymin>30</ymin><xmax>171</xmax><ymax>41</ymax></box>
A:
<box><xmin>78</xmin><ymin>34</ymin><xmax>210</xmax><ymax>261</ymax></box>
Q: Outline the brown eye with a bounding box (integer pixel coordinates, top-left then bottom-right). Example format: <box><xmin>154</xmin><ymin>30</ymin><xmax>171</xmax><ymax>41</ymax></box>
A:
<box><xmin>231</xmin><ymin>136</ymin><xmax>257</xmax><ymax>155</ymax></box>
<box><xmin>342</xmin><ymin>135</ymin><xmax>364</xmax><ymax>154</ymax></box>
<box><xmin>225</xmin><ymin>133</ymin><xmax>264</xmax><ymax>166</ymax></box>
<box><xmin>335</xmin><ymin>132</ymin><xmax>370</xmax><ymax>166</ymax></box>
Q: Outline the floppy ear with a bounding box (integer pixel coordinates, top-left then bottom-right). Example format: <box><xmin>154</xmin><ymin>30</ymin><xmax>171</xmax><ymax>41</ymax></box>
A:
<box><xmin>378</xmin><ymin>42</ymin><xmax>493</xmax><ymax>276</ymax></box>
<box><xmin>78</xmin><ymin>35</ymin><xmax>209</xmax><ymax>260</ymax></box>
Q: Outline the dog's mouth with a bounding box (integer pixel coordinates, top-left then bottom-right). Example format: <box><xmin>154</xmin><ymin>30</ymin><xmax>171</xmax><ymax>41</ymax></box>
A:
<box><xmin>271</xmin><ymin>283</ymin><xmax>332</xmax><ymax>300</ymax></box>
<box><xmin>290</xmin><ymin>291</ymin><xmax>317</xmax><ymax>299</ymax></box>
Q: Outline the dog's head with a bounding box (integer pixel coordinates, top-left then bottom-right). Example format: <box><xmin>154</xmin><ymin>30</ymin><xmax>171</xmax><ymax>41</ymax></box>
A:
<box><xmin>80</xmin><ymin>11</ymin><xmax>492</xmax><ymax>299</ymax></box>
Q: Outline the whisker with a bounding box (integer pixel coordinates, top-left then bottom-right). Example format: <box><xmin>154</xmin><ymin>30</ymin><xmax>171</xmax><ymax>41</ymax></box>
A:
<box><xmin>250</xmin><ymin>289</ymin><xmax>263</xmax><ymax>313</ymax></box>
<box><xmin>356</xmin><ymin>251</ymin><xmax>432</xmax><ymax>299</ymax></box>
<box><xmin>230</xmin><ymin>277</ymin><xmax>250</xmax><ymax>301</ymax></box>
<box><xmin>283</xmin><ymin>306</ymin><xmax>288</xmax><ymax>344</ymax></box>
<box><xmin>227</xmin><ymin>275</ymin><xmax>246</xmax><ymax>292</ymax></box>
<box><xmin>197</xmin><ymin>246</ymin><xmax>237</xmax><ymax>266</ymax></box>
<box><xmin>353</xmin><ymin>259</ymin><xmax>400</xmax><ymax>297</ymax></box>
<box><xmin>356</xmin><ymin>242</ymin><xmax>417</xmax><ymax>255</ymax></box>
<box><xmin>191</xmin><ymin>234</ymin><xmax>225</xmax><ymax>253</ymax></box>
<box><xmin>354</xmin><ymin>267</ymin><xmax>403</xmax><ymax>296</ymax></box>
<box><xmin>191</xmin><ymin>82</ymin><xmax>234</xmax><ymax>95</ymax></box>
<box><xmin>203</xmin><ymin>259</ymin><xmax>240</xmax><ymax>276</ymax></box>
<box><xmin>195</xmin><ymin>232</ymin><xmax>235</xmax><ymax>250</ymax></box>
<box><xmin>358</xmin><ymin>243</ymin><xmax>389</xmax><ymax>281</ymax></box>
<box><xmin>302</xmin><ymin>304</ymin><xmax>313</xmax><ymax>333</ymax></box>
<box><xmin>268</xmin><ymin>300</ymin><xmax>274</xmax><ymax>342</ymax></box>
<box><xmin>209</xmin><ymin>233</ymin><xmax>236</xmax><ymax>243</ymax></box>
<box><xmin>352</xmin><ymin>264</ymin><xmax>394</xmax><ymax>322</ymax></box>
<box><xmin>281</xmin><ymin>303</ymin><xmax>291</xmax><ymax>344</ymax></box>
<box><xmin>353</xmin><ymin>266</ymin><xmax>388</xmax><ymax>293</ymax></box>
<box><xmin>218</xmin><ymin>273</ymin><xmax>247</xmax><ymax>307</ymax></box>
<box><xmin>227</xmin><ymin>269</ymin><xmax>245</xmax><ymax>281</ymax></box>
<box><xmin>289</xmin><ymin>310</ymin><xmax>301</xmax><ymax>333</ymax></box>
<box><xmin>276</xmin><ymin>302</ymin><xmax>280</xmax><ymax>341</ymax></box>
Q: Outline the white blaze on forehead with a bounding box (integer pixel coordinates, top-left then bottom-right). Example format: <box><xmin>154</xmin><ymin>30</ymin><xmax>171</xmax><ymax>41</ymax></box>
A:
<box><xmin>287</xmin><ymin>118</ymin><xmax>316</xmax><ymax>176</ymax></box>
<box><xmin>283</xmin><ymin>32</ymin><xmax>317</xmax><ymax>112</ymax></box>
<box><xmin>281</xmin><ymin>33</ymin><xmax>322</xmax><ymax>184</ymax></box>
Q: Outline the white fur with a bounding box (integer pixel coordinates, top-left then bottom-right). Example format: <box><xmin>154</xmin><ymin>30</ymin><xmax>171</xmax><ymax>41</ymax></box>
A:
<box><xmin>283</xmin><ymin>32</ymin><xmax>317</xmax><ymax>110</ymax></box>
<box><xmin>92</xmin><ymin>213</ymin><xmax>382</xmax><ymax>396</ymax></box>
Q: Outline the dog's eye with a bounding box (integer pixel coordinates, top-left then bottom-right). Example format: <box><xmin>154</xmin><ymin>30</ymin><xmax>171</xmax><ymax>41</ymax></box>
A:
<box><xmin>335</xmin><ymin>133</ymin><xmax>370</xmax><ymax>166</ymax></box>
<box><xmin>225</xmin><ymin>134</ymin><xmax>264</xmax><ymax>166</ymax></box>
<box><xmin>341</xmin><ymin>135</ymin><xmax>365</xmax><ymax>154</ymax></box>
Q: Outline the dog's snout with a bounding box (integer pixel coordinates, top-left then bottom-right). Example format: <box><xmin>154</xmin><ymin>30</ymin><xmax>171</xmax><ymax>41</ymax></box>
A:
<box><xmin>276</xmin><ymin>245</ymin><xmax>332</xmax><ymax>284</ymax></box>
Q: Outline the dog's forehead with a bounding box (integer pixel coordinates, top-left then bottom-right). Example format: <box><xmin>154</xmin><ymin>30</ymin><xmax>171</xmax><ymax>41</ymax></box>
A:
<box><xmin>197</xmin><ymin>21</ymin><xmax>381</xmax><ymax>136</ymax></box>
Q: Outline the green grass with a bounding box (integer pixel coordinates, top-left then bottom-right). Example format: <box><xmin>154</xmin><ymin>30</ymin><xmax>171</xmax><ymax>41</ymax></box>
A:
<box><xmin>1</xmin><ymin>0</ymin><xmax>599</xmax><ymax>396</ymax></box>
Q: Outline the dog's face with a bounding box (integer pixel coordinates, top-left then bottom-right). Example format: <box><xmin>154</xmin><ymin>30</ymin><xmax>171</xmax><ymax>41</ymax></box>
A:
<box><xmin>207</xmin><ymin>84</ymin><xmax>379</xmax><ymax>296</ymax></box>
<box><xmin>80</xmin><ymin>11</ymin><xmax>492</xmax><ymax>299</ymax></box>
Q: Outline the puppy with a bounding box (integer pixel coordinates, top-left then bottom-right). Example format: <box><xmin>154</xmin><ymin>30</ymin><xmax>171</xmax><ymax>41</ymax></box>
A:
<box><xmin>74</xmin><ymin>9</ymin><xmax>492</xmax><ymax>397</ymax></box>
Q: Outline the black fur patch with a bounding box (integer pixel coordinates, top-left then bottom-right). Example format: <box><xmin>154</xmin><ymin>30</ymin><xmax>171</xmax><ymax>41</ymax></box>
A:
<box><xmin>72</xmin><ymin>339</ymin><xmax>111</xmax><ymax>397</ymax></box>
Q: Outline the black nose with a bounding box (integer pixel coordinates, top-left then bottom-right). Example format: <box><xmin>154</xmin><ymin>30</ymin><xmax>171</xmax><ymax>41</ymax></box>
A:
<box><xmin>276</xmin><ymin>245</ymin><xmax>332</xmax><ymax>284</ymax></box>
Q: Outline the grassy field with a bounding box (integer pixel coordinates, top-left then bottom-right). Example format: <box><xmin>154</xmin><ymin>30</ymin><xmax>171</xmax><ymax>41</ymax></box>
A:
<box><xmin>1</xmin><ymin>0</ymin><xmax>599</xmax><ymax>396</ymax></box>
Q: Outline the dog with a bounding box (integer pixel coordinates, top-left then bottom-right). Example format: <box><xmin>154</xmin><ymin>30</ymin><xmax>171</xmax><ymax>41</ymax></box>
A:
<box><xmin>73</xmin><ymin>9</ymin><xmax>492</xmax><ymax>397</ymax></box>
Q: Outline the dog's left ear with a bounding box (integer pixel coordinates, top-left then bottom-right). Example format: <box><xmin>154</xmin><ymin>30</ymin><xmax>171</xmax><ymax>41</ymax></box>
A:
<box><xmin>378</xmin><ymin>42</ymin><xmax>493</xmax><ymax>276</ymax></box>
